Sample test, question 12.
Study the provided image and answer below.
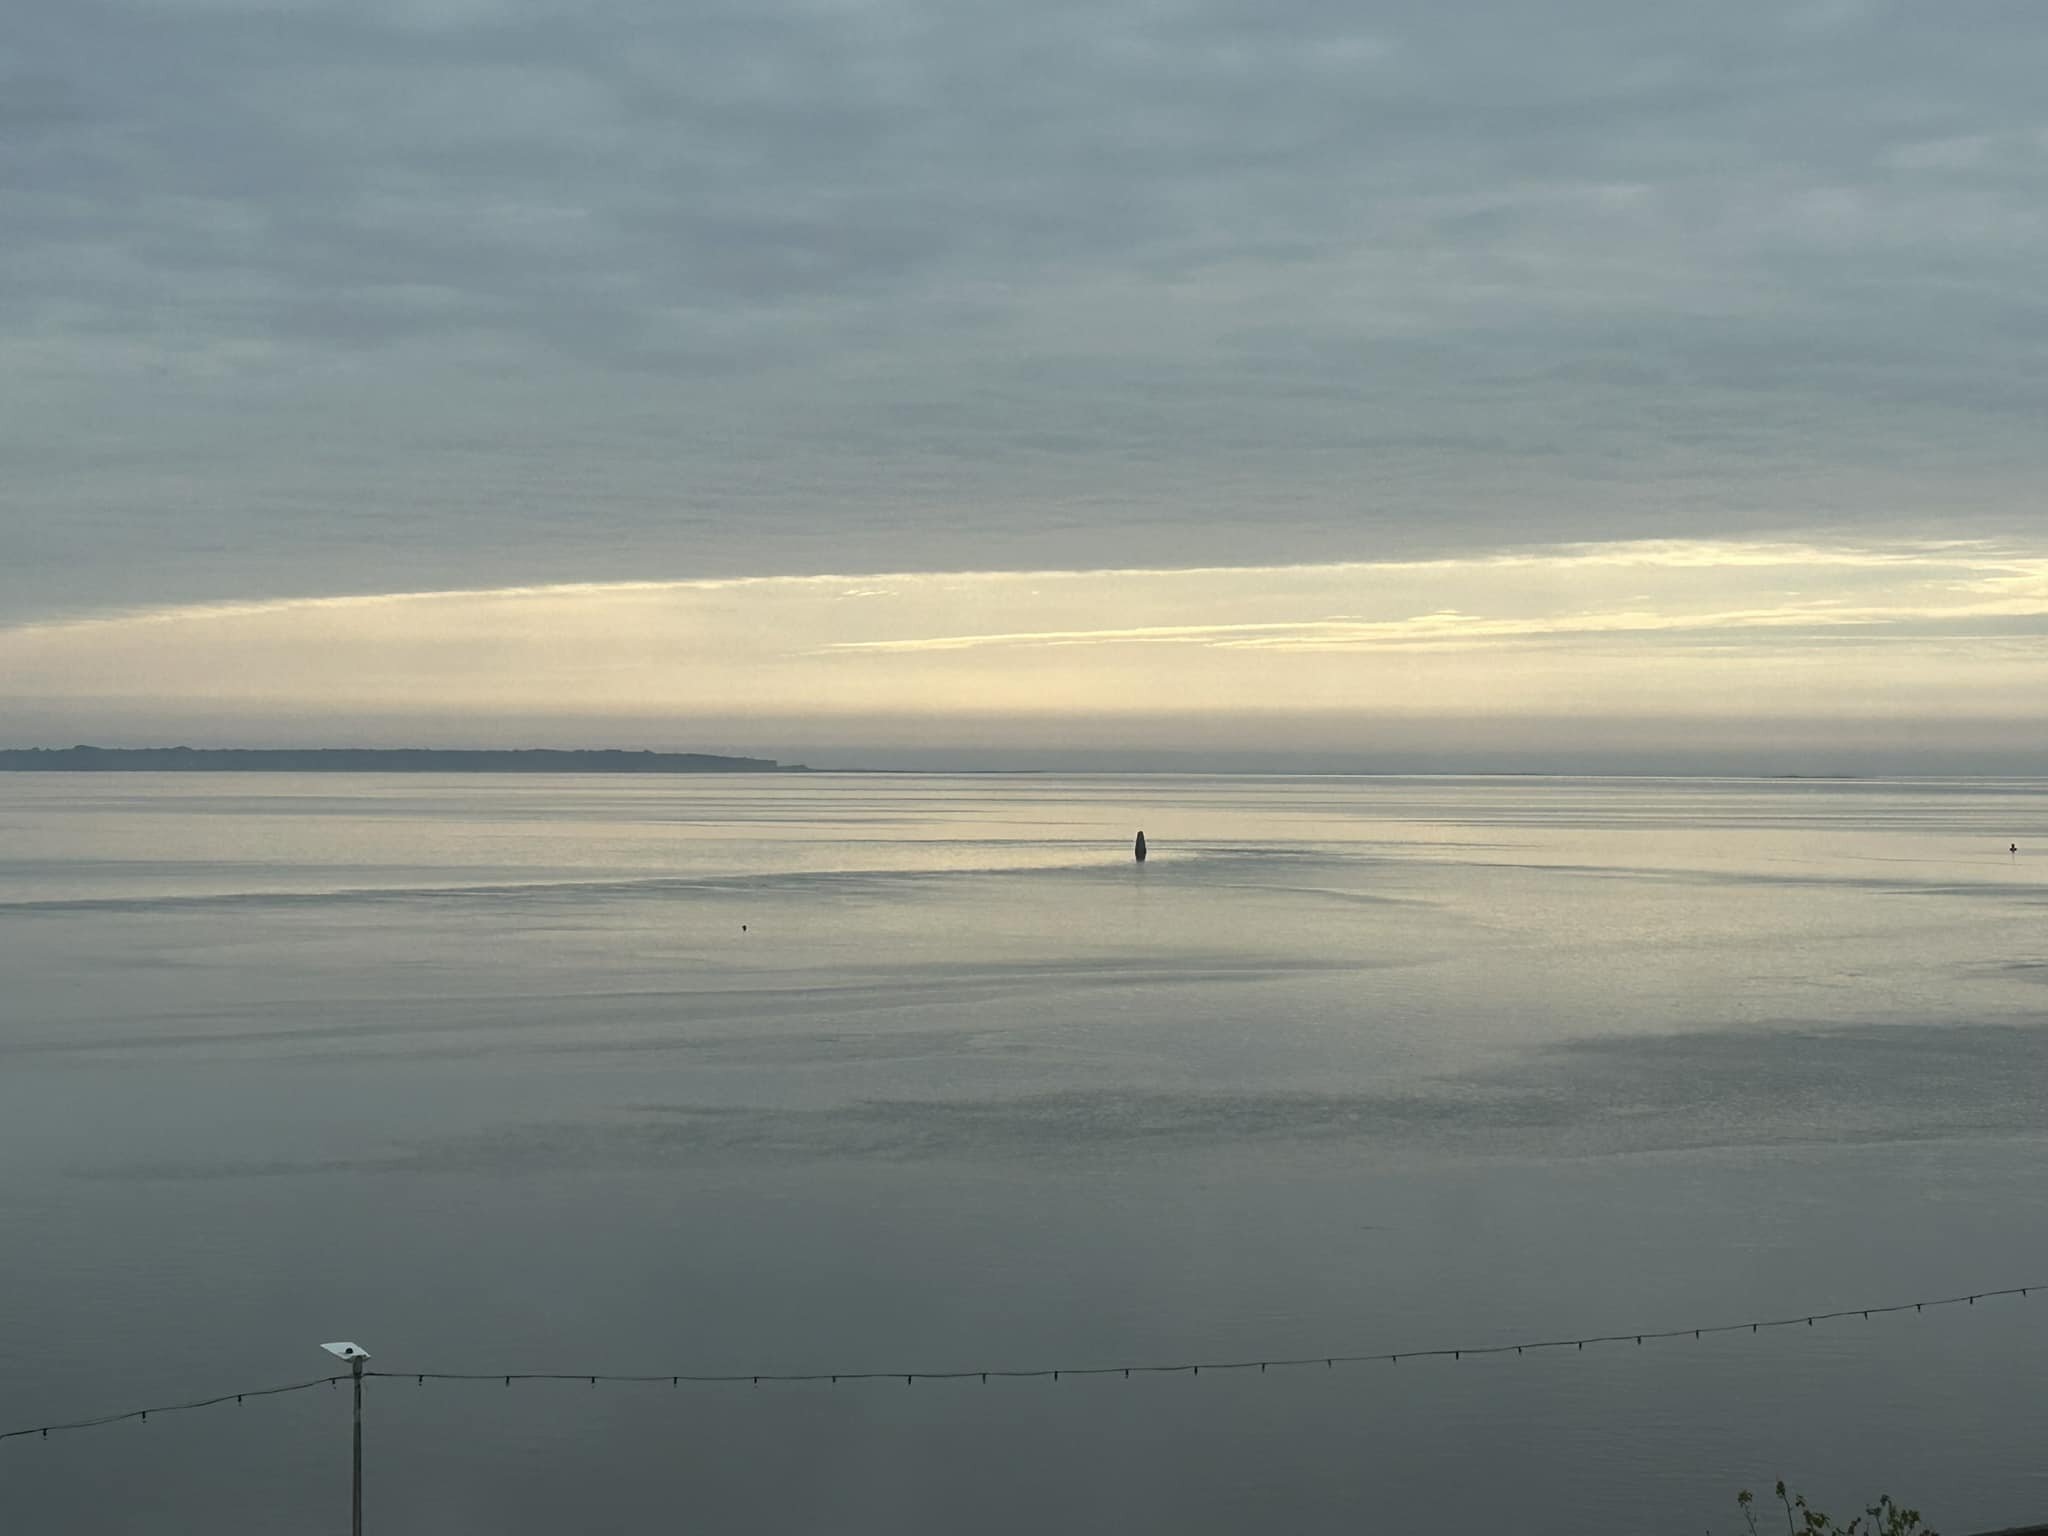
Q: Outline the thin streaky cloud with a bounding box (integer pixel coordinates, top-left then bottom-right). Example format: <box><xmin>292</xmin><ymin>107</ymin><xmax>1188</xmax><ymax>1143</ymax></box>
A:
<box><xmin>0</xmin><ymin>539</ymin><xmax>2014</xmax><ymax>642</ymax></box>
<box><xmin>6</xmin><ymin>540</ymin><xmax>2048</xmax><ymax>754</ymax></box>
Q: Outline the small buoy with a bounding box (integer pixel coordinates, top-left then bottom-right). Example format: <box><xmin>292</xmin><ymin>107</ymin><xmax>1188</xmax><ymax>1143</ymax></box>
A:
<box><xmin>1134</xmin><ymin>830</ymin><xmax>1148</xmax><ymax>864</ymax></box>
<box><xmin>741</xmin><ymin>923</ymin><xmax>748</xmax><ymax>932</ymax></box>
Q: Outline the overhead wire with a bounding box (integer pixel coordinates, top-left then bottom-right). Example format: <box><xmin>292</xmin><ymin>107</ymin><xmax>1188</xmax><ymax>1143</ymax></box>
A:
<box><xmin>378</xmin><ymin>1283</ymin><xmax>2039</xmax><ymax>1387</ymax></box>
<box><xmin>1</xmin><ymin>1376</ymin><xmax>345</xmax><ymax>1443</ymax></box>
<box><xmin>2</xmin><ymin>1282</ymin><xmax>2037</xmax><ymax>1444</ymax></box>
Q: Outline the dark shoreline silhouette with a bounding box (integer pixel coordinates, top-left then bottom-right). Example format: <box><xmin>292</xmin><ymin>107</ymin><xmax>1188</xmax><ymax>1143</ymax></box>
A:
<box><xmin>0</xmin><ymin>746</ymin><xmax>804</xmax><ymax>774</ymax></box>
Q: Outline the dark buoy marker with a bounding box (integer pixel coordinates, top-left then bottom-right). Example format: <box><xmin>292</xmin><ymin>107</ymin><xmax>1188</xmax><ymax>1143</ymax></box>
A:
<box><xmin>1134</xmin><ymin>830</ymin><xmax>1148</xmax><ymax>864</ymax></box>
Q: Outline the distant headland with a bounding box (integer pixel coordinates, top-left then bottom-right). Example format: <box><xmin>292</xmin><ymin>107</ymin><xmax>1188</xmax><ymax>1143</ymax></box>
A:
<box><xmin>0</xmin><ymin>746</ymin><xmax>806</xmax><ymax>774</ymax></box>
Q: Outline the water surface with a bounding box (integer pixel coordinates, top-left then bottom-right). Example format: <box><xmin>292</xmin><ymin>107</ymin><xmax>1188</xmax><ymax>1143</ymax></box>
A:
<box><xmin>3</xmin><ymin>774</ymin><xmax>2046</xmax><ymax>1533</ymax></box>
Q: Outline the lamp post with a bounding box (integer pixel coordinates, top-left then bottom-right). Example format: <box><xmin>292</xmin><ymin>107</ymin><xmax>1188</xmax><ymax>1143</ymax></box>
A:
<box><xmin>320</xmin><ymin>1342</ymin><xmax>370</xmax><ymax>1536</ymax></box>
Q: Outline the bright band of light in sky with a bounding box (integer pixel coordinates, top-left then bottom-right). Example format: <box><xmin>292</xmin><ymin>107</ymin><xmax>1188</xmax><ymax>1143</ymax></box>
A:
<box><xmin>7</xmin><ymin>538</ymin><xmax>2047</xmax><ymax>764</ymax></box>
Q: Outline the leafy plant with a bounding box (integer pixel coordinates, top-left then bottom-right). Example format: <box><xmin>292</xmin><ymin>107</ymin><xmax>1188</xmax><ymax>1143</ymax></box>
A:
<box><xmin>1734</xmin><ymin>1481</ymin><xmax>1936</xmax><ymax>1536</ymax></box>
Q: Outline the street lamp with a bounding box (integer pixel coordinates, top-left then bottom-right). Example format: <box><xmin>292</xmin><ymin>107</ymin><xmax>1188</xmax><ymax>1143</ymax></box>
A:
<box><xmin>320</xmin><ymin>1342</ymin><xmax>370</xmax><ymax>1536</ymax></box>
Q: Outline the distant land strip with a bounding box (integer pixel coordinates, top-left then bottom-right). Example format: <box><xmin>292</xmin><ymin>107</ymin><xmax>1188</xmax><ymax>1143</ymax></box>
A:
<box><xmin>0</xmin><ymin>747</ymin><xmax>806</xmax><ymax>774</ymax></box>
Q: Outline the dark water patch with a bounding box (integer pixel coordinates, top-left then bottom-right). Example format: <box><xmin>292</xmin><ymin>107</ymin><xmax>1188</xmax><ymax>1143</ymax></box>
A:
<box><xmin>0</xmin><ymin>871</ymin><xmax>970</xmax><ymax>916</ymax></box>
<box><xmin>0</xmin><ymin>863</ymin><xmax>1163</xmax><ymax>917</ymax></box>
<box><xmin>79</xmin><ymin>1088</ymin><xmax>1558</xmax><ymax>1180</ymax></box>
<box><xmin>87</xmin><ymin>1020</ymin><xmax>2048</xmax><ymax>1180</ymax></box>
<box><xmin>1524</xmin><ymin>1020</ymin><xmax>2048</xmax><ymax>1142</ymax></box>
<box><xmin>1203</xmin><ymin>880</ymin><xmax>1434</xmax><ymax>908</ymax></box>
<box><xmin>1462</xmin><ymin>859</ymin><xmax>2048</xmax><ymax>902</ymax></box>
<box><xmin>0</xmin><ymin>849</ymin><xmax>1438</xmax><ymax>920</ymax></box>
<box><xmin>0</xmin><ymin>958</ymin><xmax>1363</xmax><ymax>1060</ymax></box>
<box><xmin>1971</xmin><ymin>960</ymin><xmax>2048</xmax><ymax>983</ymax></box>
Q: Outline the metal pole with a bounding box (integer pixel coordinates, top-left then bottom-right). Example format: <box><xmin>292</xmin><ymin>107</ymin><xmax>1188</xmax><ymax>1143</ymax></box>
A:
<box><xmin>351</xmin><ymin>1355</ymin><xmax>363</xmax><ymax>1536</ymax></box>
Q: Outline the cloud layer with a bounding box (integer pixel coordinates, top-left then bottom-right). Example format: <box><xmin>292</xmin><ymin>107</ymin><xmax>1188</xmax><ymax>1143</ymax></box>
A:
<box><xmin>6</xmin><ymin>0</ymin><xmax>2047</xmax><ymax>624</ymax></box>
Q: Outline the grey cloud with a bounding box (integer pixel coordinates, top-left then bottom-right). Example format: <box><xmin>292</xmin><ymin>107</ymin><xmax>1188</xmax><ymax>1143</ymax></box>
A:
<box><xmin>4</xmin><ymin>0</ymin><xmax>2047</xmax><ymax>619</ymax></box>
<box><xmin>0</xmin><ymin>73</ymin><xmax>92</xmax><ymax>137</ymax></box>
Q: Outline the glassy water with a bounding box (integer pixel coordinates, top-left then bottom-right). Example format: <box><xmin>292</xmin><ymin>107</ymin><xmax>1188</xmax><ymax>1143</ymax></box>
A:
<box><xmin>3</xmin><ymin>773</ymin><xmax>2047</xmax><ymax>1533</ymax></box>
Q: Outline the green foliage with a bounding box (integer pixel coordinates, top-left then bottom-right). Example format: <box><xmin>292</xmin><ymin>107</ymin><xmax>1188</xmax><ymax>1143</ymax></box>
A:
<box><xmin>1733</xmin><ymin>1481</ymin><xmax>1936</xmax><ymax>1536</ymax></box>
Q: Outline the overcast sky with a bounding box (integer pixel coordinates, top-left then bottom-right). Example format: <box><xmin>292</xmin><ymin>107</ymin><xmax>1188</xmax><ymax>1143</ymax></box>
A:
<box><xmin>5</xmin><ymin>0</ymin><xmax>2046</xmax><ymax>763</ymax></box>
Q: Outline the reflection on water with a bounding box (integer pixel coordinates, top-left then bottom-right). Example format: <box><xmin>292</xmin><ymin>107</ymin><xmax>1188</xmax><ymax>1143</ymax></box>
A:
<box><xmin>3</xmin><ymin>774</ymin><xmax>2048</xmax><ymax>1533</ymax></box>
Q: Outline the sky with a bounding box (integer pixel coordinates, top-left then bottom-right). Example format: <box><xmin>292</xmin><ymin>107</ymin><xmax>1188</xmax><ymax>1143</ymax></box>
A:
<box><xmin>4</xmin><ymin>0</ymin><xmax>2046</xmax><ymax>768</ymax></box>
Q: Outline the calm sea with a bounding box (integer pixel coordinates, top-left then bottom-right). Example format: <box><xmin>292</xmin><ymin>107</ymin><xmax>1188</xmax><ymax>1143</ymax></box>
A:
<box><xmin>3</xmin><ymin>773</ymin><xmax>2046</xmax><ymax>1534</ymax></box>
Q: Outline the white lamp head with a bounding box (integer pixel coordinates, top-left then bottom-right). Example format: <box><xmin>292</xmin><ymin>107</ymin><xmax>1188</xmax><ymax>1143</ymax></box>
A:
<box><xmin>321</xmin><ymin>1342</ymin><xmax>370</xmax><ymax>1362</ymax></box>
